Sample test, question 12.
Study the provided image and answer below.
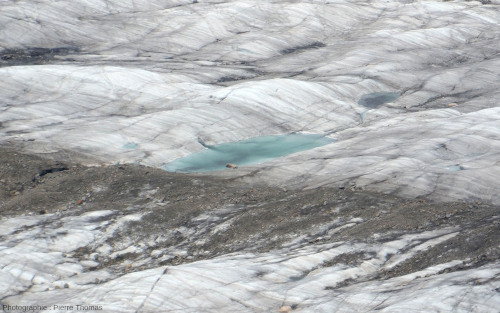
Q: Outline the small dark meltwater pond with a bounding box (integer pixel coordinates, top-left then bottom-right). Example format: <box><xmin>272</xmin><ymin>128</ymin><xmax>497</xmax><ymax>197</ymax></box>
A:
<box><xmin>358</xmin><ymin>92</ymin><xmax>400</xmax><ymax>108</ymax></box>
<box><xmin>163</xmin><ymin>133</ymin><xmax>335</xmax><ymax>173</ymax></box>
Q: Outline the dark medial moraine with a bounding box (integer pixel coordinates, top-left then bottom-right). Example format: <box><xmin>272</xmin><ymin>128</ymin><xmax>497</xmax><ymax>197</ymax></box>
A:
<box><xmin>0</xmin><ymin>47</ymin><xmax>79</xmax><ymax>66</ymax></box>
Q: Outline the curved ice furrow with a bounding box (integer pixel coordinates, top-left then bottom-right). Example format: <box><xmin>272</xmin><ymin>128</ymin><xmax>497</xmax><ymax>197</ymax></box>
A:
<box><xmin>1</xmin><ymin>66</ymin><xmax>366</xmax><ymax>164</ymax></box>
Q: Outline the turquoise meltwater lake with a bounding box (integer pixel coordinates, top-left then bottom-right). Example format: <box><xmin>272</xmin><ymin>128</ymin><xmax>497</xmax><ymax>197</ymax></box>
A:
<box><xmin>163</xmin><ymin>133</ymin><xmax>335</xmax><ymax>173</ymax></box>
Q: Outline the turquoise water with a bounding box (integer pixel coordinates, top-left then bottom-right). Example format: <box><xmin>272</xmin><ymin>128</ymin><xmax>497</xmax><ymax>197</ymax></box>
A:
<box><xmin>358</xmin><ymin>92</ymin><xmax>400</xmax><ymax>108</ymax></box>
<box><xmin>360</xmin><ymin>110</ymin><xmax>368</xmax><ymax>123</ymax></box>
<box><xmin>446</xmin><ymin>164</ymin><xmax>465</xmax><ymax>172</ymax></box>
<box><xmin>163</xmin><ymin>133</ymin><xmax>335</xmax><ymax>173</ymax></box>
<box><xmin>122</xmin><ymin>142</ymin><xmax>138</xmax><ymax>149</ymax></box>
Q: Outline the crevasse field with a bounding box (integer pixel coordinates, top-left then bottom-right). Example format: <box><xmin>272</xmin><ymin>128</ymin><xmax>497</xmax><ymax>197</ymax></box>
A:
<box><xmin>1</xmin><ymin>0</ymin><xmax>500</xmax><ymax>312</ymax></box>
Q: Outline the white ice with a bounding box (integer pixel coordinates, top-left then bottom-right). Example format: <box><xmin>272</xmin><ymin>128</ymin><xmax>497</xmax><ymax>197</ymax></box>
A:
<box><xmin>1</xmin><ymin>0</ymin><xmax>500</xmax><ymax>311</ymax></box>
<box><xmin>1</xmin><ymin>0</ymin><xmax>499</xmax><ymax>203</ymax></box>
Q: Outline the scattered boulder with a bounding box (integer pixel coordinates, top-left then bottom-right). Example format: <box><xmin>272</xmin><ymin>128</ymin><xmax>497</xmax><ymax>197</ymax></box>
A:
<box><xmin>278</xmin><ymin>306</ymin><xmax>293</xmax><ymax>313</ymax></box>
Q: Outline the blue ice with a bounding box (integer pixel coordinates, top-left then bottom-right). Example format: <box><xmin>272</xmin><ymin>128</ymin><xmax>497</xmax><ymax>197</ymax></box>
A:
<box><xmin>122</xmin><ymin>142</ymin><xmax>138</xmax><ymax>149</ymax></box>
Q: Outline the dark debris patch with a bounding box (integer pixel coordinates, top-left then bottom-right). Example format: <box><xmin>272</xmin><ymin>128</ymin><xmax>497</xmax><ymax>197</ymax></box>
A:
<box><xmin>216</xmin><ymin>75</ymin><xmax>249</xmax><ymax>83</ymax></box>
<box><xmin>280</xmin><ymin>42</ymin><xmax>326</xmax><ymax>55</ymax></box>
<box><xmin>1</xmin><ymin>146</ymin><xmax>500</xmax><ymax>277</ymax></box>
<box><xmin>0</xmin><ymin>47</ymin><xmax>79</xmax><ymax>66</ymax></box>
<box><xmin>38</xmin><ymin>167</ymin><xmax>69</xmax><ymax>178</ymax></box>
